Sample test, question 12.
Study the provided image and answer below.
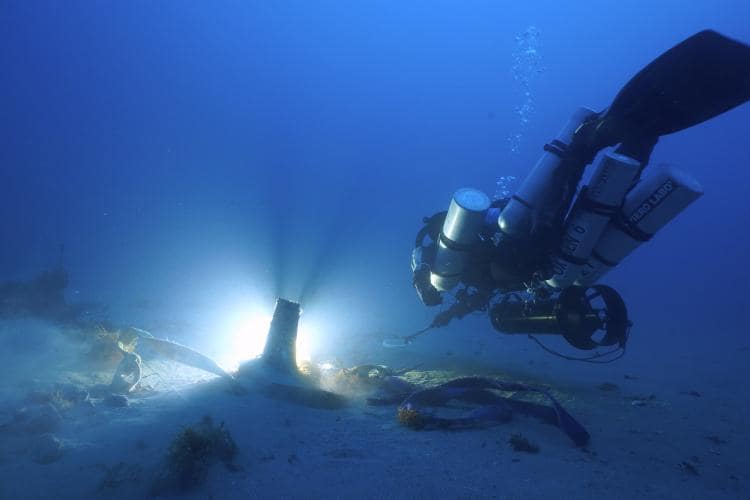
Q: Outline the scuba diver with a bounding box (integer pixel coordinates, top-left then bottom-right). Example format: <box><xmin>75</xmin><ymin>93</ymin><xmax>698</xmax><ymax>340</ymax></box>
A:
<box><xmin>398</xmin><ymin>30</ymin><xmax>750</xmax><ymax>362</ymax></box>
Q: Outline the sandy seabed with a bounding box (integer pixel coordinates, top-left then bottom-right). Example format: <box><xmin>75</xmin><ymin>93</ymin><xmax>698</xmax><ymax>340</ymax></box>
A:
<box><xmin>0</xmin><ymin>318</ymin><xmax>747</xmax><ymax>500</ymax></box>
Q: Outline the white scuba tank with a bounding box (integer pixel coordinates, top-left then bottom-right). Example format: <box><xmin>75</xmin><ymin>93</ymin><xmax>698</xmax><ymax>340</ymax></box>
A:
<box><xmin>498</xmin><ymin>107</ymin><xmax>597</xmax><ymax>238</ymax></box>
<box><xmin>430</xmin><ymin>188</ymin><xmax>491</xmax><ymax>291</ymax></box>
<box><xmin>546</xmin><ymin>152</ymin><xmax>641</xmax><ymax>288</ymax></box>
<box><xmin>575</xmin><ymin>164</ymin><xmax>704</xmax><ymax>286</ymax></box>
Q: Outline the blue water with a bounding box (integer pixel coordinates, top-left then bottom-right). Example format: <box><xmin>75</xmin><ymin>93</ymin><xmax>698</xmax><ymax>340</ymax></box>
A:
<box><xmin>3</xmin><ymin>0</ymin><xmax>750</xmax><ymax>361</ymax></box>
<box><xmin>1</xmin><ymin>3</ymin><xmax>749</xmax><ymax>495</ymax></box>
<box><xmin>3</xmin><ymin>1</ymin><xmax>750</xmax><ymax>353</ymax></box>
<box><xmin>0</xmin><ymin>0</ymin><xmax>750</xmax><ymax>496</ymax></box>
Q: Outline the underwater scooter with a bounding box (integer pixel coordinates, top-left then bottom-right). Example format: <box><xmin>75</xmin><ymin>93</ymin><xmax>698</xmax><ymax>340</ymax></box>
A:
<box><xmin>398</xmin><ymin>30</ymin><xmax>750</xmax><ymax>361</ymax></box>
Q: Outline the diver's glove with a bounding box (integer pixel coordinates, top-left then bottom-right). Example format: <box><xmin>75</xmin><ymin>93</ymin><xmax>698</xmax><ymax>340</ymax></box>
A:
<box><xmin>429</xmin><ymin>287</ymin><xmax>490</xmax><ymax>328</ymax></box>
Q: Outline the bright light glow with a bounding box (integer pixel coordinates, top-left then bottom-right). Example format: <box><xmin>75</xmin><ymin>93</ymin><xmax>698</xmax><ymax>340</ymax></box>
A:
<box><xmin>219</xmin><ymin>310</ymin><xmax>272</xmax><ymax>371</ymax></box>
<box><xmin>217</xmin><ymin>304</ymin><xmax>320</xmax><ymax>372</ymax></box>
<box><xmin>295</xmin><ymin>321</ymin><xmax>313</xmax><ymax>365</ymax></box>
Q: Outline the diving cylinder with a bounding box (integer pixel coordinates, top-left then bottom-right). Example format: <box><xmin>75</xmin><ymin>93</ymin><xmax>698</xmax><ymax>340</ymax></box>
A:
<box><xmin>430</xmin><ymin>188</ymin><xmax>491</xmax><ymax>291</ymax></box>
<box><xmin>575</xmin><ymin>165</ymin><xmax>703</xmax><ymax>286</ymax></box>
<box><xmin>498</xmin><ymin>107</ymin><xmax>597</xmax><ymax>238</ymax></box>
<box><xmin>546</xmin><ymin>152</ymin><xmax>641</xmax><ymax>288</ymax></box>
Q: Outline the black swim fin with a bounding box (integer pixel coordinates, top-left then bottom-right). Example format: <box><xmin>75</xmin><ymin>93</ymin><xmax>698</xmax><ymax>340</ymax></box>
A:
<box><xmin>590</xmin><ymin>30</ymin><xmax>750</xmax><ymax>155</ymax></box>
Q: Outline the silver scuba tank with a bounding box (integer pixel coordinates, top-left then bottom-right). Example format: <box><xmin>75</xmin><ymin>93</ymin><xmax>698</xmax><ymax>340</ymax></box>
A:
<box><xmin>498</xmin><ymin>107</ymin><xmax>597</xmax><ymax>238</ymax></box>
<box><xmin>575</xmin><ymin>164</ymin><xmax>704</xmax><ymax>286</ymax></box>
<box><xmin>430</xmin><ymin>188</ymin><xmax>491</xmax><ymax>291</ymax></box>
<box><xmin>546</xmin><ymin>152</ymin><xmax>641</xmax><ymax>288</ymax></box>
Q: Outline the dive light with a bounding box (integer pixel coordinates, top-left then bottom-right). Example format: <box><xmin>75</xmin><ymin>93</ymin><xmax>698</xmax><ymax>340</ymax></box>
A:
<box><xmin>430</xmin><ymin>188</ymin><xmax>491</xmax><ymax>291</ymax></box>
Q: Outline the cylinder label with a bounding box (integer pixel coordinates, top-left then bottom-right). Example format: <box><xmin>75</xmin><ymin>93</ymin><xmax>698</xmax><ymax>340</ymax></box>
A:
<box><xmin>628</xmin><ymin>179</ymin><xmax>675</xmax><ymax>225</ymax></box>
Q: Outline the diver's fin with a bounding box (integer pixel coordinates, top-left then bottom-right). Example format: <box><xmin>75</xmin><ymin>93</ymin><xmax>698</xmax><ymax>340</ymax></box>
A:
<box><xmin>600</xmin><ymin>30</ymin><xmax>750</xmax><ymax>144</ymax></box>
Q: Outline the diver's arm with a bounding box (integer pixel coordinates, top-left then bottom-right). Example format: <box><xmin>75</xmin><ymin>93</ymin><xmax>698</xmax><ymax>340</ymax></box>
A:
<box><xmin>427</xmin><ymin>286</ymin><xmax>494</xmax><ymax>328</ymax></box>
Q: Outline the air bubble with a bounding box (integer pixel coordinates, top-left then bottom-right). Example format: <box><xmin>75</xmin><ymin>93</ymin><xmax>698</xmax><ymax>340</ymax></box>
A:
<box><xmin>507</xmin><ymin>26</ymin><xmax>545</xmax><ymax>154</ymax></box>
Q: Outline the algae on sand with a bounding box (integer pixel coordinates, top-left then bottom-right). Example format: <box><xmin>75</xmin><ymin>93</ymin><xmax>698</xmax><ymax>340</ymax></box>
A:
<box><xmin>151</xmin><ymin>415</ymin><xmax>238</xmax><ymax>494</ymax></box>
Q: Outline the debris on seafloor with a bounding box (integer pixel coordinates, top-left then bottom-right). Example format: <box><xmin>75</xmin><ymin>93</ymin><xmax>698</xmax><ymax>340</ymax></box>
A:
<box><xmin>326</xmin><ymin>363</ymin><xmax>417</xmax><ymax>399</ymax></box>
<box><xmin>372</xmin><ymin>376</ymin><xmax>589</xmax><ymax>446</ymax></box>
<box><xmin>678</xmin><ymin>459</ymin><xmax>700</xmax><ymax>476</ymax></box>
<box><xmin>103</xmin><ymin>394</ymin><xmax>129</xmax><ymax>408</ymax></box>
<box><xmin>19</xmin><ymin>403</ymin><xmax>63</xmax><ymax>434</ymax></box>
<box><xmin>30</xmin><ymin>433</ymin><xmax>64</xmax><ymax>464</ymax></box>
<box><xmin>1</xmin><ymin>384</ymin><xmax>89</xmax><ymax>452</ymax></box>
<box><xmin>705</xmin><ymin>434</ymin><xmax>728</xmax><ymax>445</ymax></box>
<box><xmin>0</xmin><ymin>251</ymin><xmax>110</xmax><ymax>327</ymax></box>
<box><xmin>625</xmin><ymin>394</ymin><xmax>657</xmax><ymax>407</ymax></box>
<box><xmin>397</xmin><ymin>404</ymin><xmax>426</xmax><ymax>430</ymax></box>
<box><xmin>92</xmin><ymin>325</ymin><xmax>233</xmax><ymax>394</ymax></box>
<box><xmin>0</xmin><ymin>266</ymin><xmax>70</xmax><ymax>322</ymax></box>
<box><xmin>509</xmin><ymin>433</ymin><xmax>540</xmax><ymax>453</ymax></box>
<box><xmin>680</xmin><ymin>390</ymin><xmax>702</xmax><ymax>398</ymax></box>
<box><xmin>236</xmin><ymin>298</ymin><xmax>347</xmax><ymax>410</ymax></box>
<box><xmin>151</xmin><ymin>415</ymin><xmax>238</xmax><ymax>495</ymax></box>
<box><xmin>1</xmin><ymin>263</ymin><xmax>231</xmax><ymax>403</ymax></box>
<box><xmin>98</xmin><ymin>462</ymin><xmax>143</xmax><ymax>493</ymax></box>
<box><xmin>2</xmin><ymin>269</ymin><xmax>341</xmax><ymax>415</ymax></box>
